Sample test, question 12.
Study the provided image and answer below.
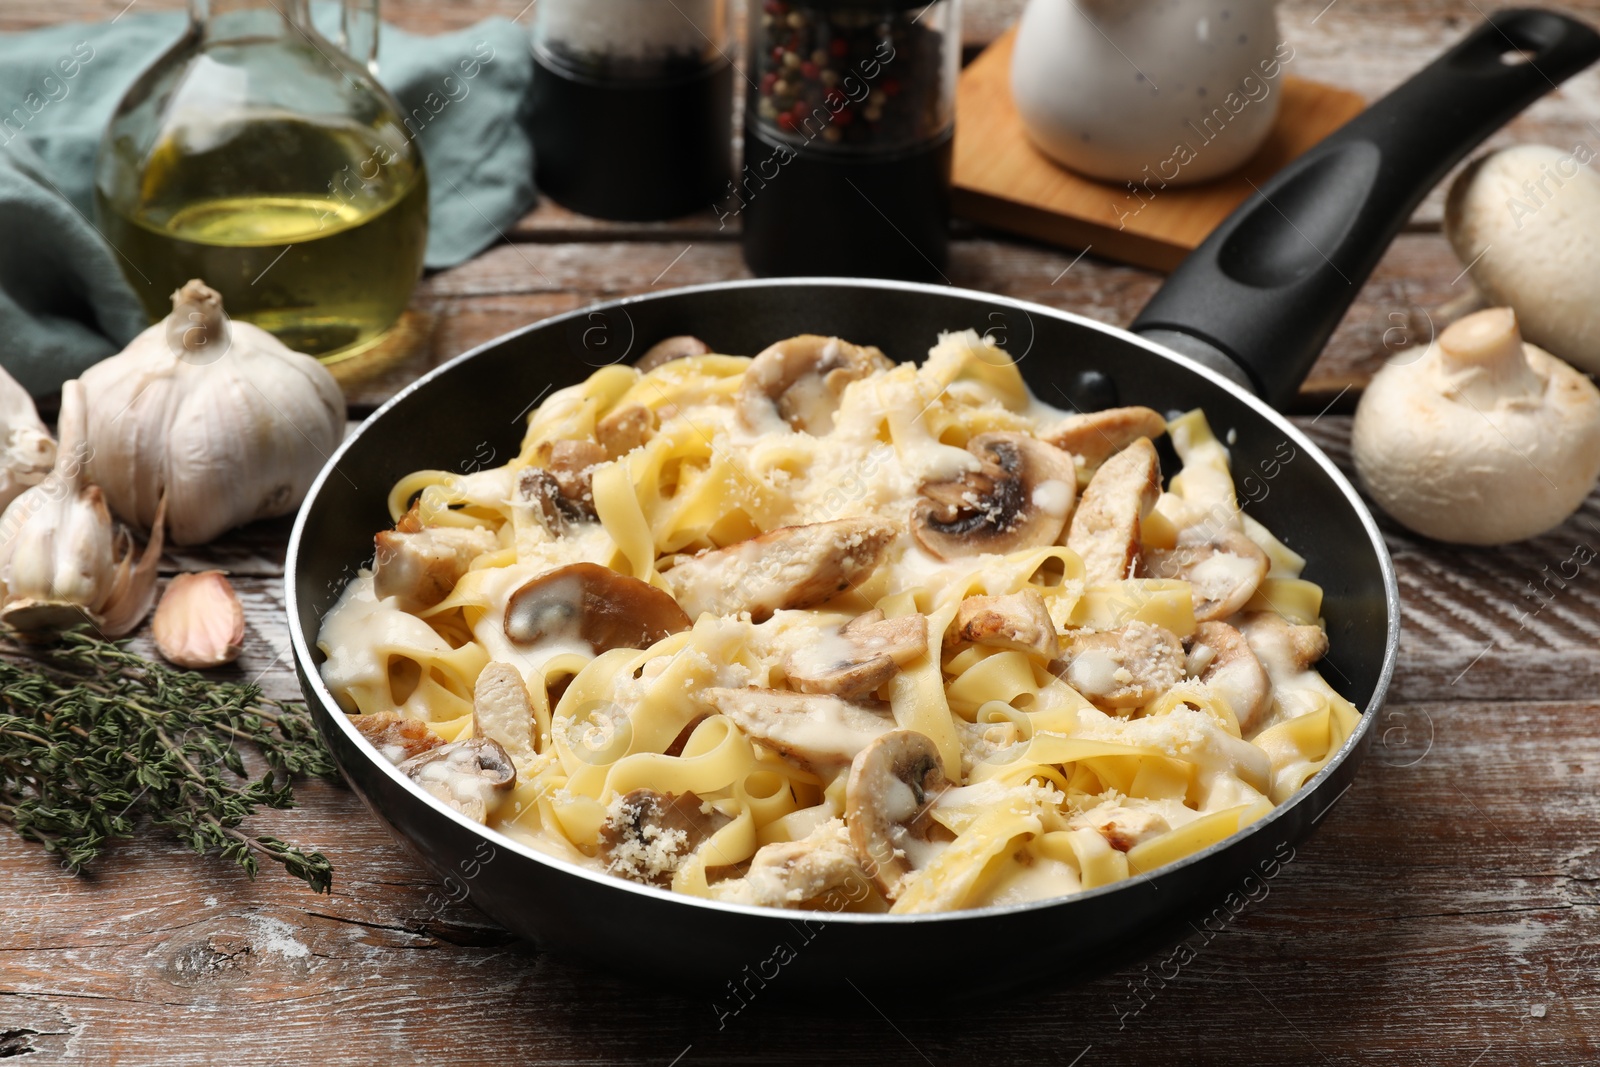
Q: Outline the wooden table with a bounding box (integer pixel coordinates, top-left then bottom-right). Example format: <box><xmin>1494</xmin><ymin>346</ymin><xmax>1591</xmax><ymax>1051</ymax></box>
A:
<box><xmin>7</xmin><ymin>1</ymin><xmax>1600</xmax><ymax>1063</ymax></box>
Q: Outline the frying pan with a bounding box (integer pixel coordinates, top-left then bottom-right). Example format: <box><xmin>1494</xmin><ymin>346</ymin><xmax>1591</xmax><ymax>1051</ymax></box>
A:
<box><xmin>286</xmin><ymin>9</ymin><xmax>1600</xmax><ymax>1000</ymax></box>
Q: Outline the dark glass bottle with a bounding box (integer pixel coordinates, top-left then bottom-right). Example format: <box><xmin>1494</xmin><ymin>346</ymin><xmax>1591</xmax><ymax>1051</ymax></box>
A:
<box><xmin>530</xmin><ymin>0</ymin><xmax>734</xmax><ymax>221</ymax></box>
<box><xmin>735</xmin><ymin>0</ymin><xmax>961</xmax><ymax>281</ymax></box>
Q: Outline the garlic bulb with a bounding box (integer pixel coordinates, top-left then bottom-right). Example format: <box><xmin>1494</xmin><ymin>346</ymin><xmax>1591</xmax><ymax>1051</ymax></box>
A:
<box><xmin>0</xmin><ymin>380</ymin><xmax>165</xmax><ymax>638</ymax></box>
<box><xmin>80</xmin><ymin>280</ymin><xmax>346</xmax><ymax>546</ymax></box>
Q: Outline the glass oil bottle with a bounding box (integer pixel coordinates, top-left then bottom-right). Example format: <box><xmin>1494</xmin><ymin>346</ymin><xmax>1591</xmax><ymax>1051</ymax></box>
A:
<box><xmin>95</xmin><ymin>0</ymin><xmax>427</xmax><ymax>362</ymax></box>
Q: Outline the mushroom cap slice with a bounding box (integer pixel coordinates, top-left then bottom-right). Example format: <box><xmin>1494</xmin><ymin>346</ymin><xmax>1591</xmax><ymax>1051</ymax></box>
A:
<box><xmin>784</xmin><ymin>609</ymin><xmax>929</xmax><ymax>699</ymax></box>
<box><xmin>595</xmin><ymin>404</ymin><xmax>657</xmax><ymax>459</ymax></box>
<box><xmin>951</xmin><ymin>590</ymin><xmax>1059</xmax><ymax>659</ymax></box>
<box><xmin>598</xmin><ymin>788</ymin><xmax>731</xmax><ymax>886</ymax></box>
<box><xmin>1066</xmin><ymin>436</ymin><xmax>1162</xmax><ymax>585</ymax></box>
<box><xmin>504</xmin><ymin>562</ymin><xmax>691</xmax><ymax>653</ymax></box>
<box><xmin>1042</xmin><ymin>406</ymin><xmax>1168</xmax><ymax>472</ymax></box>
<box><xmin>846</xmin><ymin>730</ymin><xmax>949</xmax><ymax>900</ymax></box>
<box><xmin>1187</xmin><ymin>621</ymin><xmax>1272</xmax><ymax>733</ymax></box>
<box><xmin>517</xmin><ymin>466</ymin><xmax>596</xmax><ymax>535</ymax></box>
<box><xmin>1058</xmin><ymin>621</ymin><xmax>1185</xmax><ymax>710</ymax></box>
<box><xmin>663</xmin><ymin>518</ymin><xmax>897</xmax><ymax>621</ymax></box>
<box><xmin>398</xmin><ymin>737</ymin><xmax>516</xmax><ymax>823</ymax></box>
<box><xmin>703</xmin><ymin>686</ymin><xmax>894</xmax><ymax>774</ymax></box>
<box><xmin>636</xmin><ymin>334</ymin><xmax>711</xmax><ymax>373</ymax></box>
<box><xmin>1239</xmin><ymin>611</ymin><xmax>1329</xmax><ymax>674</ymax></box>
<box><xmin>912</xmin><ymin>432</ymin><xmax>1078</xmax><ymax>560</ymax></box>
<box><xmin>737</xmin><ymin>334</ymin><xmax>892</xmax><ymax>434</ymax></box>
<box><xmin>1141</xmin><ymin>524</ymin><xmax>1268</xmax><ymax>622</ymax></box>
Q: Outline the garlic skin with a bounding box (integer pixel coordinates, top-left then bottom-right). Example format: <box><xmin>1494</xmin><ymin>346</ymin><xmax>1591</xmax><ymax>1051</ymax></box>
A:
<box><xmin>0</xmin><ymin>363</ymin><xmax>55</xmax><ymax>514</ymax></box>
<box><xmin>0</xmin><ymin>380</ymin><xmax>165</xmax><ymax>638</ymax></box>
<box><xmin>80</xmin><ymin>280</ymin><xmax>346</xmax><ymax>546</ymax></box>
<box><xmin>152</xmin><ymin>570</ymin><xmax>245</xmax><ymax>668</ymax></box>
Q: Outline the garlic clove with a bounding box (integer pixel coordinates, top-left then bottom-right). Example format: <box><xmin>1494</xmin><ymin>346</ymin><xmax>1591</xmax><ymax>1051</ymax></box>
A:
<box><xmin>0</xmin><ymin>382</ymin><xmax>165</xmax><ymax>640</ymax></box>
<box><xmin>98</xmin><ymin>493</ymin><xmax>167</xmax><ymax>639</ymax></box>
<box><xmin>0</xmin><ymin>362</ymin><xmax>54</xmax><ymax>514</ymax></box>
<box><xmin>151</xmin><ymin>569</ymin><xmax>244</xmax><ymax>669</ymax></box>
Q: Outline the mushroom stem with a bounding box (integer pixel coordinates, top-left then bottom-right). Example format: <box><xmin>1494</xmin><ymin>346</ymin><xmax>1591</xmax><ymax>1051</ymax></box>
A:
<box><xmin>1435</xmin><ymin>308</ymin><xmax>1544</xmax><ymax>406</ymax></box>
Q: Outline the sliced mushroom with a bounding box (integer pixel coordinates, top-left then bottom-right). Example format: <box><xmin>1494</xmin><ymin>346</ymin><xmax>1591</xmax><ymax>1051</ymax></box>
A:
<box><xmin>473</xmin><ymin>661</ymin><xmax>538</xmax><ymax>765</ymax></box>
<box><xmin>398</xmin><ymin>737</ymin><xmax>516</xmax><ymax>823</ymax></box>
<box><xmin>373</xmin><ymin>523</ymin><xmax>498</xmax><ymax>612</ymax></box>
<box><xmin>714</xmin><ymin>819</ymin><xmax>868</xmax><ymax>909</ymax></box>
<box><xmin>663</xmin><ymin>518</ymin><xmax>897</xmax><ymax>622</ymax></box>
<box><xmin>595</xmin><ymin>404</ymin><xmax>657</xmax><ymax>459</ymax></box>
<box><xmin>1239</xmin><ymin>611</ymin><xmax>1329</xmax><ymax>674</ymax></box>
<box><xmin>636</xmin><ymin>334</ymin><xmax>711</xmax><ymax>373</ymax></box>
<box><xmin>784</xmin><ymin>609</ymin><xmax>928</xmax><ymax>699</ymax></box>
<box><xmin>1078</xmin><ymin>805</ymin><xmax>1171</xmax><ymax>852</ymax></box>
<box><xmin>1141</xmin><ymin>524</ymin><xmax>1269</xmax><ymax>622</ymax></box>
<box><xmin>598</xmin><ymin>788</ymin><xmax>731</xmax><ymax>887</ymax></box>
<box><xmin>504</xmin><ymin>562</ymin><xmax>691</xmax><ymax>653</ymax></box>
<box><xmin>351</xmin><ymin>712</ymin><xmax>446</xmax><ymax>764</ymax></box>
<box><xmin>950</xmin><ymin>590</ymin><xmax>1059</xmax><ymax>659</ymax></box>
<box><xmin>548</xmin><ymin>439</ymin><xmax>607</xmax><ymax>502</ymax></box>
<box><xmin>912</xmin><ymin>433</ymin><xmax>1078</xmax><ymax>560</ymax></box>
<box><xmin>846</xmin><ymin>730</ymin><xmax>950</xmax><ymax>899</ymax></box>
<box><xmin>1058</xmin><ymin>621</ymin><xmax>1185</xmax><ymax>710</ymax></box>
<box><xmin>702</xmin><ymin>687</ymin><xmax>894</xmax><ymax>774</ymax></box>
<box><xmin>1186</xmin><ymin>621</ymin><xmax>1272</xmax><ymax>733</ymax></box>
<box><xmin>1042</xmin><ymin>406</ymin><xmax>1168</xmax><ymax>471</ymax></box>
<box><xmin>517</xmin><ymin>466</ymin><xmax>595</xmax><ymax>535</ymax></box>
<box><xmin>1066</xmin><ymin>437</ymin><xmax>1162</xmax><ymax>585</ymax></box>
<box><xmin>737</xmin><ymin>334</ymin><xmax>892</xmax><ymax>434</ymax></box>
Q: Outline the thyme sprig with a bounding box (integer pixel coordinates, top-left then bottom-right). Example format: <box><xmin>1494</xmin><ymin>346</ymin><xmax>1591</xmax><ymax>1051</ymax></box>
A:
<box><xmin>0</xmin><ymin>630</ymin><xmax>339</xmax><ymax>892</ymax></box>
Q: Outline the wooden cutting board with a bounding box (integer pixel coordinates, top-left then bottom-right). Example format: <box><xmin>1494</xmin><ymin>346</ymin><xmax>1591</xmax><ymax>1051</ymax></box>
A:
<box><xmin>953</xmin><ymin>28</ymin><xmax>1367</xmax><ymax>272</ymax></box>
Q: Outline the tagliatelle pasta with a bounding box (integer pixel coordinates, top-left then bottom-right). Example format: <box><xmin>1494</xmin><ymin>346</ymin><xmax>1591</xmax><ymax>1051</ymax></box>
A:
<box><xmin>319</xmin><ymin>329</ymin><xmax>1360</xmax><ymax>914</ymax></box>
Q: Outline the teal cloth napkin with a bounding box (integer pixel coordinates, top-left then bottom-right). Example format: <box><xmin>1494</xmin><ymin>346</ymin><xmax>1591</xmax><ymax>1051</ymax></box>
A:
<box><xmin>0</xmin><ymin>7</ymin><xmax>535</xmax><ymax>396</ymax></box>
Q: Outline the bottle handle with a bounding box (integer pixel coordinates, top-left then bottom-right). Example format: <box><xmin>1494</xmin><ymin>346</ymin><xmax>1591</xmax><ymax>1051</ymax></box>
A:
<box><xmin>340</xmin><ymin>0</ymin><xmax>380</xmax><ymax>74</ymax></box>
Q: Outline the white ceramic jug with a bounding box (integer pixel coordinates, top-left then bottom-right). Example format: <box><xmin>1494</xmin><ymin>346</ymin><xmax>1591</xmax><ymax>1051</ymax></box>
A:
<box><xmin>1011</xmin><ymin>0</ymin><xmax>1289</xmax><ymax>186</ymax></box>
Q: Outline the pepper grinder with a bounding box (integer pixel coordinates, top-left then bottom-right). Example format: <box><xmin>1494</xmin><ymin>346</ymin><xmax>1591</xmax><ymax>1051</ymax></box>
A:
<box><xmin>530</xmin><ymin>0</ymin><xmax>734</xmax><ymax>221</ymax></box>
<box><xmin>737</xmin><ymin>0</ymin><xmax>961</xmax><ymax>280</ymax></box>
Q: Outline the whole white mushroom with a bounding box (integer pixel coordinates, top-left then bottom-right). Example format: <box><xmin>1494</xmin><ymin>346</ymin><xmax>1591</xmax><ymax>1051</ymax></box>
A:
<box><xmin>1445</xmin><ymin>144</ymin><xmax>1600</xmax><ymax>375</ymax></box>
<box><xmin>1352</xmin><ymin>307</ymin><xmax>1600</xmax><ymax>545</ymax></box>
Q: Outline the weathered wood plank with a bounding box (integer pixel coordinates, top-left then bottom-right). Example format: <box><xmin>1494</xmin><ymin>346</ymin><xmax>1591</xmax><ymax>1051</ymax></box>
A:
<box><xmin>3</xmin><ymin>695</ymin><xmax>1597</xmax><ymax>1065</ymax></box>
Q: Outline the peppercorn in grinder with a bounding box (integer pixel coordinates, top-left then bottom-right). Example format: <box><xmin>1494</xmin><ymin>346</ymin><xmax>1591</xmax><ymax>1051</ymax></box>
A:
<box><xmin>736</xmin><ymin>0</ymin><xmax>960</xmax><ymax>280</ymax></box>
<box><xmin>529</xmin><ymin>0</ymin><xmax>734</xmax><ymax>221</ymax></box>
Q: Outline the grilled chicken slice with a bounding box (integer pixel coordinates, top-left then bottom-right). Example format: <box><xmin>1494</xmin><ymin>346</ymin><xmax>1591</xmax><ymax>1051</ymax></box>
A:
<box><xmin>950</xmin><ymin>590</ymin><xmax>1059</xmax><ymax>659</ymax></box>
<box><xmin>1067</xmin><ymin>438</ymin><xmax>1162</xmax><ymax>585</ymax></box>
<box><xmin>664</xmin><ymin>518</ymin><xmax>897</xmax><ymax>621</ymax></box>
<box><xmin>1042</xmin><ymin>406</ymin><xmax>1167</xmax><ymax>471</ymax></box>
<box><xmin>712</xmin><ymin>819</ymin><xmax>868</xmax><ymax>908</ymax></box>
<box><xmin>702</xmin><ymin>686</ymin><xmax>894</xmax><ymax>774</ymax></box>
<box><xmin>373</xmin><ymin>524</ymin><xmax>498</xmax><ymax>611</ymax></box>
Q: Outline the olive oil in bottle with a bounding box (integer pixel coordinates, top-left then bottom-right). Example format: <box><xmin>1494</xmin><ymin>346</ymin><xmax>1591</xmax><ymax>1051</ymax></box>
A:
<box><xmin>94</xmin><ymin>1</ymin><xmax>429</xmax><ymax>363</ymax></box>
<box><xmin>98</xmin><ymin>118</ymin><xmax>428</xmax><ymax>361</ymax></box>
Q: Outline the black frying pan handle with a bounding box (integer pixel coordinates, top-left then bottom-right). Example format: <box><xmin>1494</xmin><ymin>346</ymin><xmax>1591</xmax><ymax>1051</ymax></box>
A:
<box><xmin>1130</xmin><ymin>8</ymin><xmax>1600</xmax><ymax>407</ymax></box>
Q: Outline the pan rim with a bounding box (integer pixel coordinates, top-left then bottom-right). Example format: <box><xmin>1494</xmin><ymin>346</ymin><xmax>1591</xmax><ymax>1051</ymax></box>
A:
<box><xmin>286</xmin><ymin>276</ymin><xmax>1400</xmax><ymax>926</ymax></box>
